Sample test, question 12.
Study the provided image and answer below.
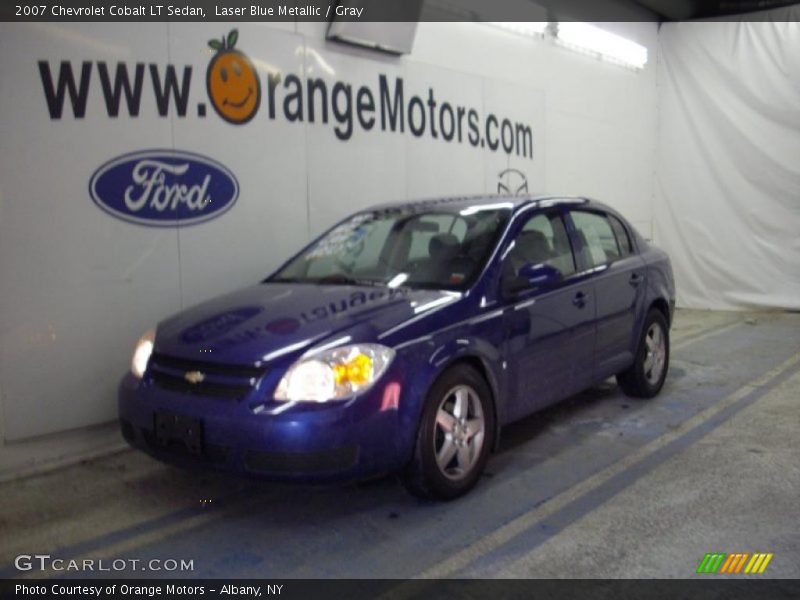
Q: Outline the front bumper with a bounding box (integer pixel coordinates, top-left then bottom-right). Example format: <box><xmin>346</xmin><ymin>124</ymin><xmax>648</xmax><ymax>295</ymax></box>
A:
<box><xmin>117</xmin><ymin>368</ymin><xmax>415</xmax><ymax>482</ymax></box>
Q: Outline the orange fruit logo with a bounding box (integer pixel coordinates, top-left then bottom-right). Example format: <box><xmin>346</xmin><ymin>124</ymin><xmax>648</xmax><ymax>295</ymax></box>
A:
<box><xmin>206</xmin><ymin>29</ymin><xmax>261</xmax><ymax>124</ymax></box>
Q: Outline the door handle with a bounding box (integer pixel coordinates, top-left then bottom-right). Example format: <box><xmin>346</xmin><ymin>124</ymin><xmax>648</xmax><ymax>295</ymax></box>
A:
<box><xmin>629</xmin><ymin>273</ymin><xmax>644</xmax><ymax>286</ymax></box>
<box><xmin>573</xmin><ymin>291</ymin><xmax>588</xmax><ymax>308</ymax></box>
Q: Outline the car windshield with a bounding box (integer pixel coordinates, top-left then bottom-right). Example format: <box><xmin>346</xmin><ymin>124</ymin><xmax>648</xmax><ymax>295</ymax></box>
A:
<box><xmin>270</xmin><ymin>204</ymin><xmax>511</xmax><ymax>290</ymax></box>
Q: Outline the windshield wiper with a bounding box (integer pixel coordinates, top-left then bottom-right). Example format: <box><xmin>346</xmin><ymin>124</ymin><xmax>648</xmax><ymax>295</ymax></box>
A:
<box><xmin>265</xmin><ymin>276</ymin><xmax>308</xmax><ymax>284</ymax></box>
<box><xmin>312</xmin><ymin>274</ymin><xmax>387</xmax><ymax>287</ymax></box>
<box><xmin>266</xmin><ymin>274</ymin><xmax>393</xmax><ymax>288</ymax></box>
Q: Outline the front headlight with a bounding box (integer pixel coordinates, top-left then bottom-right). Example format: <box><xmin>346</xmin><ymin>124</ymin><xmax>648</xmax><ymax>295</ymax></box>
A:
<box><xmin>274</xmin><ymin>343</ymin><xmax>395</xmax><ymax>403</ymax></box>
<box><xmin>131</xmin><ymin>328</ymin><xmax>155</xmax><ymax>379</ymax></box>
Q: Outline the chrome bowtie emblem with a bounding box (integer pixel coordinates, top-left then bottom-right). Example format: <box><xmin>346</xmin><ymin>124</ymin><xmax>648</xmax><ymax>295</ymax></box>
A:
<box><xmin>184</xmin><ymin>371</ymin><xmax>205</xmax><ymax>384</ymax></box>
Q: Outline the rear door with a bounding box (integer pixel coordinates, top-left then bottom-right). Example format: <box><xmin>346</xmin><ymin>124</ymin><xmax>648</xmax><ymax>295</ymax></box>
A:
<box><xmin>567</xmin><ymin>210</ymin><xmax>647</xmax><ymax>380</ymax></box>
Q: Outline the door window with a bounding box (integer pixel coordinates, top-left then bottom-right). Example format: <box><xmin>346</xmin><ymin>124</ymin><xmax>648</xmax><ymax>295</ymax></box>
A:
<box><xmin>570</xmin><ymin>211</ymin><xmax>620</xmax><ymax>269</ymax></box>
<box><xmin>507</xmin><ymin>212</ymin><xmax>576</xmax><ymax>277</ymax></box>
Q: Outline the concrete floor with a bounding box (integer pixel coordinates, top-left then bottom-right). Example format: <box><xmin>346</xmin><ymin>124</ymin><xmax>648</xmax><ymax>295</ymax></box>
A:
<box><xmin>1</xmin><ymin>309</ymin><xmax>798</xmax><ymax>579</ymax></box>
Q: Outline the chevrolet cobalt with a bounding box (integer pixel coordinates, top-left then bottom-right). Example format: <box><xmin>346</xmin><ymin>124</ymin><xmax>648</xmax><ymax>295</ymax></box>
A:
<box><xmin>119</xmin><ymin>195</ymin><xmax>675</xmax><ymax>499</ymax></box>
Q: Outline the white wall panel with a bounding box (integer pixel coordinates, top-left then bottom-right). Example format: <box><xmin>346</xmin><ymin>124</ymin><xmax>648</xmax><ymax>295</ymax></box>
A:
<box><xmin>412</xmin><ymin>22</ymin><xmax>658</xmax><ymax>230</ymax></box>
<box><xmin>480</xmin><ymin>78</ymin><xmax>547</xmax><ymax>196</ymax></box>
<box><xmin>0</xmin><ymin>23</ymin><xmax>180</xmax><ymax>440</ymax></box>
<box><xmin>655</xmin><ymin>19</ymin><xmax>800</xmax><ymax>309</ymax></box>
<box><xmin>301</xmin><ymin>39</ymin><xmax>409</xmax><ymax>236</ymax></box>
<box><xmin>168</xmin><ymin>25</ymin><xmax>309</xmax><ymax>301</ymax></box>
<box><xmin>401</xmin><ymin>62</ymin><xmax>489</xmax><ymax>198</ymax></box>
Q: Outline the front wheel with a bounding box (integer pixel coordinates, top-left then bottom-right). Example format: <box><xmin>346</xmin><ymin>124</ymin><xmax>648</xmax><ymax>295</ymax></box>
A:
<box><xmin>617</xmin><ymin>308</ymin><xmax>670</xmax><ymax>398</ymax></box>
<box><xmin>403</xmin><ymin>364</ymin><xmax>495</xmax><ymax>500</ymax></box>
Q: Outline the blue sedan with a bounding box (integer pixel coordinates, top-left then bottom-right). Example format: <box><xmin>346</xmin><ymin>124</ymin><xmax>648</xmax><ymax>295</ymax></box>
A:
<box><xmin>119</xmin><ymin>195</ymin><xmax>675</xmax><ymax>499</ymax></box>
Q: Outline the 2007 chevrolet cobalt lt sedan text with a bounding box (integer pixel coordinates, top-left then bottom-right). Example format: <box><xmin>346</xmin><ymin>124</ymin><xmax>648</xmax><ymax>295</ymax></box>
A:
<box><xmin>119</xmin><ymin>195</ymin><xmax>675</xmax><ymax>499</ymax></box>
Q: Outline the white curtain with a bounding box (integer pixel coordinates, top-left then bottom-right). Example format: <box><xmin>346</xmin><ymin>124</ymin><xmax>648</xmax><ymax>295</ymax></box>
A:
<box><xmin>655</xmin><ymin>13</ymin><xmax>800</xmax><ymax>310</ymax></box>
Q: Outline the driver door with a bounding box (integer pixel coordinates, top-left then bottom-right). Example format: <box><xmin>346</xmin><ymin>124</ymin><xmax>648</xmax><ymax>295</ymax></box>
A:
<box><xmin>500</xmin><ymin>209</ymin><xmax>596</xmax><ymax>421</ymax></box>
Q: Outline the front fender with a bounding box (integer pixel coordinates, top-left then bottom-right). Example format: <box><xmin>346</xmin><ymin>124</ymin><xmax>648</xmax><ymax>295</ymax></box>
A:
<box><xmin>394</xmin><ymin>332</ymin><xmax>506</xmax><ymax>454</ymax></box>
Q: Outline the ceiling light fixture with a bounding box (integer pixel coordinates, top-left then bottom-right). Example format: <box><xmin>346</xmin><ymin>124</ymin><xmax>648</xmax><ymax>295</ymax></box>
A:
<box><xmin>490</xmin><ymin>22</ymin><xmax>548</xmax><ymax>38</ymax></box>
<box><xmin>556</xmin><ymin>22</ymin><xmax>648</xmax><ymax>69</ymax></box>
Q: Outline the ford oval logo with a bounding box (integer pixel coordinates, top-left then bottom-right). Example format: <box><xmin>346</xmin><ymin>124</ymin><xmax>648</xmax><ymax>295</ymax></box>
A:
<box><xmin>89</xmin><ymin>149</ymin><xmax>238</xmax><ymax>227</ymax></box>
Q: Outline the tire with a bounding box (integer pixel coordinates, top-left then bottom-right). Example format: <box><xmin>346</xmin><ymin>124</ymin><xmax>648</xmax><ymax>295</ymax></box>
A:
<box><xmin>617</xmin><ymin>308</ymin><xmax>670</xmax><ymax>398</ymax></box>
<box><xmin>403</xmin><ymin>364</ymin><xmax>495</xmax><ymax>500</ymax></box>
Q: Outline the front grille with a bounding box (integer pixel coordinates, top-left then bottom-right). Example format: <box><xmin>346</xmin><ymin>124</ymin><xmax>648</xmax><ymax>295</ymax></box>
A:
<box><xmin>244</xmin><ymin>446</ymin><xmax>359</xmax><ymax>474</ymax></box>
<box><xmin>142</xmin><ymin>430</ymin><xmax>231</xmax><ymax>465</ymax></box>
<box><xmin>150</xmin><ymin>371</ymin><xmax>254</xmax><ymax>399</ymax></box>
<box><xmin>149</xmin><ymin>352</ymin><xmax>267</xmax><ymax>377</ymax></box>
<box><xmin>148</xmin><ymin>352</ymin><xmax>269</xmax><ymax>401</ymax></box>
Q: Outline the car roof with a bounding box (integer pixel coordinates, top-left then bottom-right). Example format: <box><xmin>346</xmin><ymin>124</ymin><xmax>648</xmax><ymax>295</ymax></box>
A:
<box><xmin>368</xmin><ymin>194</ymin><xmax>615</xmax><ymax>215</ymax></box>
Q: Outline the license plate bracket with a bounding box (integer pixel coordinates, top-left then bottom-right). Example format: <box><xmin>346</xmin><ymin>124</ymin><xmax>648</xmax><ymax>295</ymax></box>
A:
<box><xmin>154</xmin><ymin>411</ymin><xmax>203</xmax><ymax>456</ymax></box>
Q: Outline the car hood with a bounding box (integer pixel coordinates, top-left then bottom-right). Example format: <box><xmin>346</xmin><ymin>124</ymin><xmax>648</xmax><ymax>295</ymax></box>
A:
<box><xmin>154</xmin><ymin>282</ymin><xmax>460</xmax><ymax>365</ymax></box>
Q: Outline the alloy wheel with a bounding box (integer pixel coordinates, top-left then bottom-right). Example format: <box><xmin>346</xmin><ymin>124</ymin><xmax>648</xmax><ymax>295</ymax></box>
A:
<box><xmin>433</xmin><ymin>384</ymin><xmax>486</xmax><ymax>481</ymax></box>
<box><xmin>643</xmin><ymin>322</ymin><xmax>666</xmax><ymax>384</ymax></box>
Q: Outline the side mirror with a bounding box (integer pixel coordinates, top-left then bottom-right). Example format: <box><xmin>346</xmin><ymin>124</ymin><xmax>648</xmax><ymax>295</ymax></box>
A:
<box><xmin>504</xmin><ymin>263</ymin><xmax>563</xmax><ymax>295</ymax></box>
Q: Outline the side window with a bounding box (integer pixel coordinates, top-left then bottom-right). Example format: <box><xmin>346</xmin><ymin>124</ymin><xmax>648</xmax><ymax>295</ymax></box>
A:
<box><xmin>570</xmin><ymin>211</ymin><xmax>620</xmax><ymax>268</ymax></box>
<box><xmin>609</xmin><ymin>215</ymin><xmax>633</xmax><ymax>257</ymax></box>
<box><xmin>507</xmin><ymin>212</ymin><xmax>576</xmax><ymax>277</ymax></box>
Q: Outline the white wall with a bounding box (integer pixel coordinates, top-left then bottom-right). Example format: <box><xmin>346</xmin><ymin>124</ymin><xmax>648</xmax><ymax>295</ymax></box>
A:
<box><xmin>654</xmin><ymin>16</ymin><xmax>800</xmax><ymax>310</ymax></box>
<box><xmin>0</xmin><ymin>20</ymin><xmax>659</xmax><ymax>441</ymax></box>
<box><xmin>412</xmin><ymin>21</ymin><xmax>659</xmax><ymax>236</ymax></box>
